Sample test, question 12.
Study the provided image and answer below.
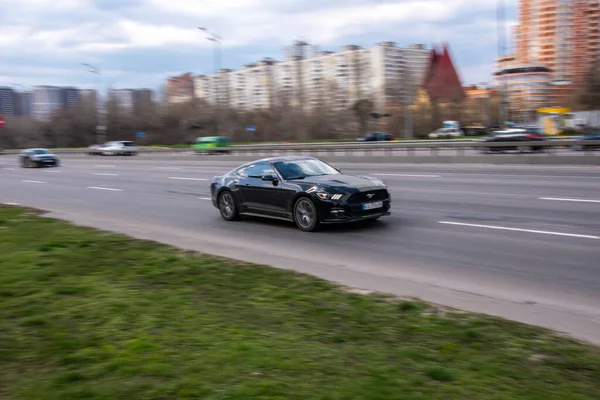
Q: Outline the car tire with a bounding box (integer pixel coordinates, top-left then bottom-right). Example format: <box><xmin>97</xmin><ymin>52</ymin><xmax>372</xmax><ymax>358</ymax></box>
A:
<box><xmin>294</xmin><ymin>197</ymin><xmax>320</xmax><ymax>232</ymax></box>
<box><xmin>218</xmin><ymin>191</ymin><xmax>239</xmax><ymax>221</ymax></box>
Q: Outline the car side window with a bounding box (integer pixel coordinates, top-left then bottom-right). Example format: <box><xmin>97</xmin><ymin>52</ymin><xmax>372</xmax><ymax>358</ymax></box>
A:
<box><xmin>245</xmin><ymin>163</ymin><xmax>275</xmax><ymax>178</ymax></box>
<box><xmin>236</xmin><ymin>166</ymin><xmax>249</xmax><ymax>177</ymax></box>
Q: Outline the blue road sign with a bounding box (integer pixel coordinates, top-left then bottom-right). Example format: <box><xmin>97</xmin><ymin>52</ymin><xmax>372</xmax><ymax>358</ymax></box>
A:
<box><xmin>136</xmin><ymin>131</ymin><xmax>146</xmax><ymax>138</ymax></box>
<box><xmin>246</xmin><ymin>125</ymin><xmax>256</xmax><ymax>133</ymax></box>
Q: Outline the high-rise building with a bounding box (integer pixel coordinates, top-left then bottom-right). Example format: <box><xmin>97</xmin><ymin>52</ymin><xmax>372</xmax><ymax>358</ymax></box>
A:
<box><xmin>165</xmin><ymin>73</ymin><xmax>195</xmax><ymax>104</ymax></box>
<box><xmin>108</xmin><ymin>89</ymin><xmax>154</xmax><ymax>111</ymax></box>
<box><xmin>515</xmin><ymin>0</ymin><xmax>600</xmax><ymax>103</ymax></box>
<box><xmin>15</xmin><ymin>91</ymin><xmax>33</xmax><ymax>117</ymax></box>
<box><xmin>31</xmin><ymin>86</ymin><xmax>73</xmax><ymax>120</ymax></box>
<box><xmin>192</xmin><ymin>41</ymin><xmax>433</xmax><ymax>112</ymax></box>
<box><xmin>109</xmin><ymin>89</ymin><xmax>137</xmax><ymax>109</ymax></box>
<box><xmin>0</xmin><ymin>87</ymin><xmax>16</xmax><ymax>116</ymax></box>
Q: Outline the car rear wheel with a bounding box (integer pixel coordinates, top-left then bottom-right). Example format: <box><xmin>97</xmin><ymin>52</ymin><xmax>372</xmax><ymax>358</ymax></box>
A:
<box><xmin>218</xmin><ymin>191</ymin><xmax>239</xmax><ymax>221</ymax></box>
<box><xmin>294</xmin><ymin>197</ymin><xmax>320</xmax><ymax>232</ymax></box>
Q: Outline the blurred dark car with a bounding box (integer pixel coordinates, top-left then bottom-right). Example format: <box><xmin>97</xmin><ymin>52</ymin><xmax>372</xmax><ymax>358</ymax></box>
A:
<box><xmin>463</xmin><ymin>125</ymin><xmax>489</xmax><ymax>136</ymax></box>
<box><xmin>356</xmin><ymin>132</ymin><xmax>393</xmax><ymax>142</ymax></box>
<box><xmin>19</xmin><ymin>148</ymin><xmax>60</xmax><ymax>167</ymax></box>
<box><xmin>479</xmin><ymin>130</ymin><xmax>547</xmax><ymax>153</ymax></box>
<box><xmin>572</xmin><ymin>132</ymin><xmax>600</xmax><ymax>151</ymax></box>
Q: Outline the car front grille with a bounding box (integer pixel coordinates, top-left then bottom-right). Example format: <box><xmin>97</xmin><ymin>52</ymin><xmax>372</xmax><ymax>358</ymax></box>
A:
<box><xmin>347</xmin><ymin>189</ymin><xmax>389</xmax><ymax>204</ymax></box>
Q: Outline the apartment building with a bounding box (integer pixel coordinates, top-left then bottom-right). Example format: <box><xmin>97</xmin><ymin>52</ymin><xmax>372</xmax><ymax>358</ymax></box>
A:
<box><xmin>108</xmin><ymin>89</ymin><xmax>155</xmax><ymax>111</ymax></box>
<box><xmin>192</xmin><ymin>41</ymin><xmax>432</xmax><ymax>112</ymax></box>
<box><xmin>494</xmin><ymin>62</ymin><xmax>553</xmax><ymax>120</ymax></box>
<box><xmin>0</xmin><ymin>87</ymin><xmax>16</xmax><ymax>117</ymax></box>
<box><xmin>30</xmin><ymin>86</ymin><xmax>79</xmax><ymax>120</ymax></box>
<box><xmin>515</xmin><ymin>0</ymin><xmax>600</xmax><ymax>103</ymax></box>
<box><xmin>14</xmin><ymin>91</ymin><xmax>33</xmax><ymax>117</ymax></box>
<box><xmin>166</xmin><ymin>73</ymin><xmax>195</xmax><ymax>104</ymax></box>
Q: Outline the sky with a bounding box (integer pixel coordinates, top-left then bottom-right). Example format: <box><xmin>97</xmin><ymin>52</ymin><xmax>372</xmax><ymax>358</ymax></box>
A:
<box><xmin>0</xmin><ymin>0</ymin><xmax>517</xmax><ymax>92</ymax></box>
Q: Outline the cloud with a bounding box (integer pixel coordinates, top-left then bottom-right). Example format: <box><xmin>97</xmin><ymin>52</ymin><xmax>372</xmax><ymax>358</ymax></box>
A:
<box><xmin>0</xmin><ymin>0</ymin><xmax>516</xmax><ymax>90</ymax></box>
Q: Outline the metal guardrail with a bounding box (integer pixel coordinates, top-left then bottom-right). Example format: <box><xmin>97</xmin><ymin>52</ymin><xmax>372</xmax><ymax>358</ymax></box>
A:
<box><xmin>2</xmin><ymin>139</ymin><xmax>598</xmax><ymax>157</ymax></box>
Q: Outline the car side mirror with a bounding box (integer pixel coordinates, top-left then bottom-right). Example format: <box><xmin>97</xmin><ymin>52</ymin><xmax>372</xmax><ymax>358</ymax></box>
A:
<box><xmin>261</xmin><ymin>174</ymin><xmax>277</xmax><ymax>182</ymax></box>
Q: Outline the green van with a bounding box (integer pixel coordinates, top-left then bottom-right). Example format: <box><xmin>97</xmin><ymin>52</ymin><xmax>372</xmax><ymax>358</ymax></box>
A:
<box><xmin>192</xmin><ymin>136</ymin><xmax>230</xmax><ymax>154</ymax></box>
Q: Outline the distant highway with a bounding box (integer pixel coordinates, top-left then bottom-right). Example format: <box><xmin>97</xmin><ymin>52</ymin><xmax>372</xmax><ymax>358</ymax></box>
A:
<box><xmin>1</xmin><ymin>156</ymin><xmax>599</xmax><ymax>343</ymax></box>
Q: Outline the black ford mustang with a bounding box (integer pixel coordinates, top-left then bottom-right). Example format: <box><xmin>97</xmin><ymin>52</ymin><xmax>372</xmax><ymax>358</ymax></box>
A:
<box><xmin>210</xmin><ymin>156</ymin><xmax>391</xmax><ymax>231</ymax></box>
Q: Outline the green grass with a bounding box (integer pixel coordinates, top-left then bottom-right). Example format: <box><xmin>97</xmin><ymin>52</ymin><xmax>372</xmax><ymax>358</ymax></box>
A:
<box><xmin>1</xmin><ymin>206</ymin><xmax>599</xmax><ymax>400</ymax></box>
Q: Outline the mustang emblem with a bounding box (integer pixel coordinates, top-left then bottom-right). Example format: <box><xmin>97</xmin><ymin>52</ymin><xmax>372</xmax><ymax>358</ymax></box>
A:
<box><xmin>366</xmin><ymin>193</ymin><xmax>375</xmax><ymax>199</ymax></box>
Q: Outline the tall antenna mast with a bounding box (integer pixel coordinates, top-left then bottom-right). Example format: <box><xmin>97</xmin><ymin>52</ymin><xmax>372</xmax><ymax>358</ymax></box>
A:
<box><xmin>497</xmin><ymin>0</ymin><xmax>508</xmax><ymax>125</ymax></box>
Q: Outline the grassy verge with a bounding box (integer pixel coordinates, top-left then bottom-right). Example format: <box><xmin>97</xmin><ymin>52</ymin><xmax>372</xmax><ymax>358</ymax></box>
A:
<box><xmin>1</xmin><ymin>206</ymin><xmax>599</xmax><ymax>400</ymax></box>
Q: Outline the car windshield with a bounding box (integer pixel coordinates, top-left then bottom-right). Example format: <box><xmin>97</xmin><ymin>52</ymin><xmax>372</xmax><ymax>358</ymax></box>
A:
<box><xmin>31</xmin><ymin>149</ymin><xmax>49</xmax><ymax>155</ymax></box>
<box><xmin>274</xmin><ymin>159</ymin><xmax>339</xmax><ymax>180</ymax></box>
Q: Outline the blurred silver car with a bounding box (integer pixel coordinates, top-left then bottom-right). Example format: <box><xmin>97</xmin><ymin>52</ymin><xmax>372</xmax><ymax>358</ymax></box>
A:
<box><xmin>88</xmin><ymin>141</ymin><xmax>138</xmax><ymax>156</ymax></box>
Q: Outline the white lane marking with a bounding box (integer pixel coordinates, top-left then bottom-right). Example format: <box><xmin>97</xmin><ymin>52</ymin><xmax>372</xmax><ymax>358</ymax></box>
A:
<box><xmin>23</xmin><ymin>180</ymin><xmax>46</xmax><ymax>184</ymax></box>
<box><xmin>87</xmin><ymin>186</ymin><xmax>123</xmax><ymax>192</ymax></box>
<box><xmin>169</xmin><ymin>177</ymin><xmax>208</xmax><ymax>181</ymax></box>
<box><xmin>44</xmin><ymin>170</ymin><xmax>61</xmax><ymax>173</ymax></box>
<box><xmin>199</xmin><ymin>197</ymin><xmax>211</xmax><ymax>200</ymax></box>
<box><xmin>3</xmin><ymin>202</ymin><xmax>20</xmax><ymax>205</ymax></box>
<box><xmin>6</xmin><ymin>168</ymin><xmax>17</xmax><ymax>171</ymax></box>
<box><xmin>95</xmin><ymin>165</ymin><xmax>116</xmax><ymax>168</ymax></box>
<box><xmin>374</xmin><ymin>173</ymin><xmax>441</xmax><ymax>178</ymax></box>
<box><xmin>92</xmin><ymin>172</ymin><xmax>120</xmax><ymax>176</ymax></box>
<box><xmin>155</xmin><ymin>167</ymin><xmax>182</xmax><ymax>170</ymax></box>
<box><xmin>539</xmin><ymin>197</ymin><xmax>600</xmax><ymax>204</ymax></box>
<box><xmin>439</xmin><ymin>221</ymin><xmax>600</xmax><ymax>240</ymax></box>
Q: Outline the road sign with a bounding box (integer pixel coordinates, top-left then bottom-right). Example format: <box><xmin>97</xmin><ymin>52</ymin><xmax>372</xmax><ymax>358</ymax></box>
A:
<box><xmin>0</xmin><ymin>116</ymin><xmax>5</xmax><ymax>128</ymax></box>
<box><xmin>136</xmin><ymin>131</ymin><xmax>146</xmax><ymax>138</ymax></box>
<box><xmin>246</xmin><ymin>125</ymin><xmax>256</xmax><ymax>133</ymax></box>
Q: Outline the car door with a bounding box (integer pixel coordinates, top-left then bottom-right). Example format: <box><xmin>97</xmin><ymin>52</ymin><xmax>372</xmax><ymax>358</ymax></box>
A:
<box><xmin>242</xmin><ymin>162</ymin><xmax>284</xmax><ymax>217</ymax></box>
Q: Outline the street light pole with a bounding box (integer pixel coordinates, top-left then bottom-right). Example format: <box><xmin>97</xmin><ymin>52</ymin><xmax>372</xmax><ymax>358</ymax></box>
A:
<box><xmin>198</xmin><ymin>27</ymin><xmax>222</xmax><ymax>135</ymax></box>
<box><xmin>81</xmin><ymin>63</ymin><xmax>106</xmax><ymax>143</ymax></box>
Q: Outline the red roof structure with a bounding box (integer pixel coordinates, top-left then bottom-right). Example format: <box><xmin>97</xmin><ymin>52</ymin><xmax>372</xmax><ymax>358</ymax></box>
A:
<box><xmin>422</xmin><ymin>43</ymin><xmax>466</xmax><ymax>102</ymax></box>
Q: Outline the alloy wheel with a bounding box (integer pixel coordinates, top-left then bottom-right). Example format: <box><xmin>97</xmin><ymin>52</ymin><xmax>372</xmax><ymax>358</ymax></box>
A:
<box><xmin>219</xmin><ymin>192</ymin><xmax>237</xmax><ymax>220</ymax></box>
<box><xmin>295</xmin><ymin>198</ymin><xmax>317</xmax><ymax>231</ymax></box>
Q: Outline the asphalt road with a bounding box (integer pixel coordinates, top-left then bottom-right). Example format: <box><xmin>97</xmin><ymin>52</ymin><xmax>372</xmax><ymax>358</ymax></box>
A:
<box><xmin>2</xmin><ymin>156</ymin><xmax>600</xmax><ymax>343</ymax></box>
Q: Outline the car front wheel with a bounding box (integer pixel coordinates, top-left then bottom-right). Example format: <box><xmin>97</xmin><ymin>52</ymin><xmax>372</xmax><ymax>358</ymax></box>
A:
<box><xmin>218</xmin><ymin>191</ymin><xmax>239</xmax><ymax>221</ymax></box>
<box><xmin>294</xmin><ymin>197</ymin><xmax>320</xmax><ymax>232</ymax></box>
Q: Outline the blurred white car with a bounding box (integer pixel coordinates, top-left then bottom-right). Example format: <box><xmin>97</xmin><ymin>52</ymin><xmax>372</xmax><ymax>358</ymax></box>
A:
<box><xmin>428</xmin><ymin>128</ymin><xmax>462</xmax><ymax>139</ymax></box>
<box><xmin>88</xmin><ymin>141</ymin><xmax>138</xmax><ymax>156</ymax></box>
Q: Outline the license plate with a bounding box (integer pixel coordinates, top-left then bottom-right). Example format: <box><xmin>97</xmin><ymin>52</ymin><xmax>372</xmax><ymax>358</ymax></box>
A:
<box><xmin>362</xmin><ymin>201</ymin><xmax>383</xmax><ymax>210</ymax></box>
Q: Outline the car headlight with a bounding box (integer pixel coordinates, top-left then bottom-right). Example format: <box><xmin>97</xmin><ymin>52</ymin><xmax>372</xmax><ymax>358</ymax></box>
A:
<box><xmin>316</xmin><ymin>193</ymin><xmax>343</xmax><ymax>200</ymax></box>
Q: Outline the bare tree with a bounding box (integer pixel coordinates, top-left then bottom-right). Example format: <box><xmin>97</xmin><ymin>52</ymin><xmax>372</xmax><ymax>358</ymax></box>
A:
<box><xmin>352</xmin><ymin>98</ymin><xmax>374</xmax><ymax>136</ymax></box>
<box><xmin>577</xmin><ymin>58</ymin><xmax>600</xmax><ymax>110</ymax></box>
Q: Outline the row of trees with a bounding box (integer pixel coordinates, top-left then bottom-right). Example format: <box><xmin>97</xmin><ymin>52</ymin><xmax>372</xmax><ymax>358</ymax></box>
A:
<box><xmin>1</xmin><ymin>92</ymin><xmax>505</xmax><ymax>149</ymax></box>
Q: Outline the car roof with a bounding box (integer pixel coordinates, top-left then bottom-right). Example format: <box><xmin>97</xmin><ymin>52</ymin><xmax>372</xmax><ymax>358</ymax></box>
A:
<box><xmin>24</xmin><ymin>148</ymin><xmax>48</xmax><ymax>151</ymax></box>
<box><xmin>256</xmin><ymin>155</ymin><xmax>317</xmax><ymax>164</ymax></box>
<box><xmin>233</xmin><ymin>156</ymin><xmax>317</xmax><ymax>169</ymax></box>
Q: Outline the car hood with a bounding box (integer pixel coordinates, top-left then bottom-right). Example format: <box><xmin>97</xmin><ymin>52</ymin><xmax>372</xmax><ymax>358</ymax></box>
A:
<box><xmin>298</xmin><ymin>174</ymin><xmax>385</xmax><ymax>191</ymax></box>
